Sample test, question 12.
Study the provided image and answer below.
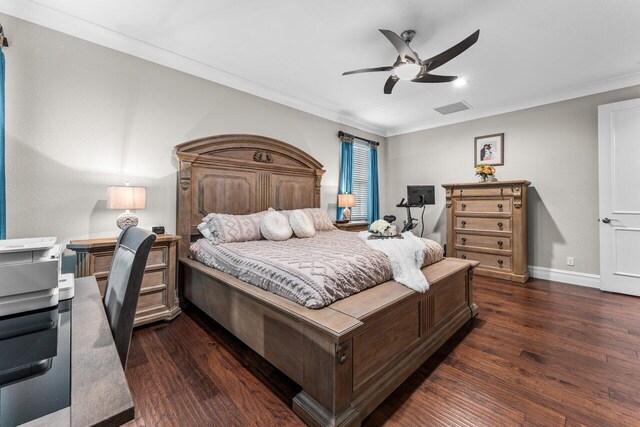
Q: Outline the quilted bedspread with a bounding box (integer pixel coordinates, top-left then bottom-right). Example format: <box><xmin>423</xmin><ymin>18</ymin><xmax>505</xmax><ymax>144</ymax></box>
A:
<box><xmin>190</xmin><ymin>229</ymin><xmax>443</xmax><ymax>309</ymax></box>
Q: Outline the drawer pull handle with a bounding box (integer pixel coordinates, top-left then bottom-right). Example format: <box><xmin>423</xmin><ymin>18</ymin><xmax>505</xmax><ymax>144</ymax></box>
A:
<box><xmin>461</xmin><ymin>221</ymin><xmax>466</xmax><ymax>226</ymax></box>
<box><xmin>497</xmin><ymin>222</ymin><xmax>503</xmax><ymax>228</ymax></box>
<box><xmin>461</xmin><ymin>254</ymin><xmax>467</xmax><ymax>259</ymax></box>
<box><xmin>461</xmin><ymin>237</ymin><xmax>467</xmax><ymax>244</ymax></box>
<box><xmin>498</xmin><ymin>259</ymin><xmax>504</xmax><ymax>267</ymax></box>
<box><xmin>461</xmin><ymin>204</ymin><xmax>467</xmax><ymax>209</ymax></box>
<box><xmin>497</xmin><ymin>203</ymin><xmax>503</xmax><ymax>209</ymax></box>
<box><xmin>497</xmin><ymin>240</ymin><xmax>503</xmax><ymax>246</ymax></box>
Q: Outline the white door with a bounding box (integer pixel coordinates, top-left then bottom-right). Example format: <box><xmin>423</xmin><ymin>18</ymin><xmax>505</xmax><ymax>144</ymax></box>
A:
<box><xmin>598</xmin><ymin>98</ymin><xmax>640</xmax><ymax>295</ymax></box>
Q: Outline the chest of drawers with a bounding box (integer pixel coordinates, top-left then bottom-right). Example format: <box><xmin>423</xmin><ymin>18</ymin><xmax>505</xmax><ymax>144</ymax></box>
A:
<box><xmin>442</xmin><ymin>180</ymin><xmax>530</xmax><ymax>283</ymax></box>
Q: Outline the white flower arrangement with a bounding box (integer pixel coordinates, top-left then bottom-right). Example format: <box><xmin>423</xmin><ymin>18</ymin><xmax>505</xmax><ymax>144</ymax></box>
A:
<box><xmin>369</xmin><ymin>219</ymin><xmax>391</xmax><ymax>235</ymax></box>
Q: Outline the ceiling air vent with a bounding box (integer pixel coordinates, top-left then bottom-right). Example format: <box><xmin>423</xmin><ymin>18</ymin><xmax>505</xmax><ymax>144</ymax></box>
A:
<box><xmin>434</xmin><ymin>101</ymin><xmax>472</xmax><ymax>115</ymax></box>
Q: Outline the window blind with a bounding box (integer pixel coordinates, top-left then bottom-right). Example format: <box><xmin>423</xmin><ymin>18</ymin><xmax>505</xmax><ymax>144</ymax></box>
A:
<box><xmin>351</xmin><ymin>142</ymin><xmax>369</xmax><ymax>221</ymax></box>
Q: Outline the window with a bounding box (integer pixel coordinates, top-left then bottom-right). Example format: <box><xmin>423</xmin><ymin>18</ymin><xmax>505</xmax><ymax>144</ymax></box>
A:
<box><xmin>351</xmin><ymin>141</ymin><xmax>369</xmax><ymax>221</ymax></box>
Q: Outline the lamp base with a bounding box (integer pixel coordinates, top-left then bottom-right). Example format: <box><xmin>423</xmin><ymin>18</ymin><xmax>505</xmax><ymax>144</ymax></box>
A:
<box><xmin>341</xmin><ymin>207</ymin><xmax>352</xmax><ymax>222</ymax></box>
<box><xmin>116</xmin><ymin>211</ymin><xmax>139</xmax><ymax>230</ymax></box>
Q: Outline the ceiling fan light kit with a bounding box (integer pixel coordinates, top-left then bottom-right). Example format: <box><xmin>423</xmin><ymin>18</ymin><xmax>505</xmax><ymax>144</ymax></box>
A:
<box><xmin>343</xmin><ymin>28</ymin><xmax>480</xmax><ymax>94</ymax></box>
<box><xmin>393</xmin><ymin>63</ymin><xmax>422</xmax><ymax>80</ymax></box>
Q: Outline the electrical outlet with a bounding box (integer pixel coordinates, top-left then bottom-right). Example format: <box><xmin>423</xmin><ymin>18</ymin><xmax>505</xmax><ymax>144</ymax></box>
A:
<box><xmin>567</xmin><ymin>256</ymin><xmax>575</xmax><ymax>267</ymax></box>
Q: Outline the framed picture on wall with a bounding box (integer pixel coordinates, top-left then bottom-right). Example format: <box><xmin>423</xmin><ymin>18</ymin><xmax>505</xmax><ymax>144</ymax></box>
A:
<box><xmin>474</xmin><ymin>133</ymin><xmax>504</xmax><ymax>166</ymax></box>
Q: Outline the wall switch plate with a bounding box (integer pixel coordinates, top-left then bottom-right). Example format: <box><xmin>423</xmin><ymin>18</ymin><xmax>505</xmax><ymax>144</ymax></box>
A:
<box><xmin>567</xmin><ymin>256</ymin><xmax>575</xmax><ymax>266</ymax></box>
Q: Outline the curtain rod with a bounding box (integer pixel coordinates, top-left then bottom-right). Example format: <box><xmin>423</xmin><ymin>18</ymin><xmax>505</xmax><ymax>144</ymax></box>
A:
<box><xmin>338</xmin><ymin>131</ymin><xmax>380</xmax><ymax>147</ymax></box>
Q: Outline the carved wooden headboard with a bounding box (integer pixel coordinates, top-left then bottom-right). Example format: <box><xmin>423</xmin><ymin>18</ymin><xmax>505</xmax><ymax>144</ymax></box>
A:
<box><xmin>175</xmin><ymin>134</ymin><xmax>325</xmax><ymax>258</ymax></box>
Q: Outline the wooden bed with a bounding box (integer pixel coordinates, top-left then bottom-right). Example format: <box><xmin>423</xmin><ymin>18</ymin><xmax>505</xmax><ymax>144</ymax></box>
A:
<box><xmin>176</xmin><ymin>134</ymin><xmax>478</xmax><ymax>427</ymax></box>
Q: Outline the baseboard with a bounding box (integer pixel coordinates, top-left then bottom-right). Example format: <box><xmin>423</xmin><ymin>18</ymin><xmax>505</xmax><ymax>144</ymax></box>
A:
<box><xmin>528</xmin><ymin>265</ymin><xmax>600</xmax><ymax>289</ymax></box>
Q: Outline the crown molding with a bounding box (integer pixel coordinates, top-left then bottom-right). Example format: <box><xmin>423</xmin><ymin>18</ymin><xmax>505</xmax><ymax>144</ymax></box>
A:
<box><xmin>385</xmin><ymin>71</ymin><xmax>640</xmax><ymax>136</ymax></box>
<box><xmin>0</xmin><ymin>1</ymin><xmax>386</xmax><ymax>137</ymax></box>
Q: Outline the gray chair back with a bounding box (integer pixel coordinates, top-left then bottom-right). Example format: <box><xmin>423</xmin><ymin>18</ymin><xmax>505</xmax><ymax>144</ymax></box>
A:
<box><xmin>103</xmin><ymin>226</ymin><xmax>156</xmax><ymax>368</ymax></box>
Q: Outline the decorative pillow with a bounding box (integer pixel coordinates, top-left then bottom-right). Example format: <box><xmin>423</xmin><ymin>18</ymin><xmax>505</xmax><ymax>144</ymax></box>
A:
<box><xmin>289</xmin><ymin>210</ymin><xmax>316</xmax><ymax>238</ymax></box>
<box><xmin>197</xmin><ymin>211</ymin><xmax>265</xmax><ymax>245</ymax></box>
<box><xmin>302</xmin><ymin>208</ymin><xmax>336</xmax><ymax>231</ymax></box>
<box><xmin>261</xmin><ymin>210</ymin><xmax>293</xmax><ymax>241</ymax></box>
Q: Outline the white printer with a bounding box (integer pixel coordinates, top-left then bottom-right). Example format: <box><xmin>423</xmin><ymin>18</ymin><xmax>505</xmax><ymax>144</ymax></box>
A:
<box><xmin>0</xmin><ymin>237</ymin><xmax>73</xmax><ymax>317</ymax></box>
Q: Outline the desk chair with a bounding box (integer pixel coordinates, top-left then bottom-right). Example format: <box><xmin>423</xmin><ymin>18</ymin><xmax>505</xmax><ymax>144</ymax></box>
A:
<box><xmin>103</xmin><ymin>226</ymin><xmax>156</xmax><ymax>368</ymax></box>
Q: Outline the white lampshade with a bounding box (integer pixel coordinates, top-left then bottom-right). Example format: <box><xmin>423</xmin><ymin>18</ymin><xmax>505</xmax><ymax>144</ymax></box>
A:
<box><xmin>107</xmin><ymin>185</ymin><xmax>146</xmax><ymax>210</ymax></box>
<box><xmin>338</xmin><ymin>193</ymin><xmax>356</xmax><ymax>208</ymax></box>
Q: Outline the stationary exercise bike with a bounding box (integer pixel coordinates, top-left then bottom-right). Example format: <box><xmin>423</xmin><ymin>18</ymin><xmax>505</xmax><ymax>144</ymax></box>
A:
<box><xmin>396</xmin><ymin>196</ymin><xmax>426</xmax><ymax>233</ymax></box>
<box><xmin>383</xmin><ymin>197</ymin><xmax>425</xmax><ymax>234</ymax></box>
<box><xmin>384</xmin><ymin>186</ymin><xmax>434</xmax><ymax>236</ymax></box>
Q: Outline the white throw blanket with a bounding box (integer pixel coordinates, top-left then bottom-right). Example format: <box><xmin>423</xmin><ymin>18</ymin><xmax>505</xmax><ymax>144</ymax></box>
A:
<box><xmin>358</xmin><ymin>231</ymin><xmax>429</xmax><ymax>292</ymax></box>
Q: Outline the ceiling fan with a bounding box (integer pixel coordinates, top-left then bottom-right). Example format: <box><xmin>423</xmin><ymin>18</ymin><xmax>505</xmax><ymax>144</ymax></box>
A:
<box><xmin>343</xmin><ymin>29</ymin><xmax>480</xmax><ymax>94</ymax></box>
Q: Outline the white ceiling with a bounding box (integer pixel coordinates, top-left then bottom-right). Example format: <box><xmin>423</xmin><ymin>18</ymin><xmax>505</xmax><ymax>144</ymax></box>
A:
<box><xmin>3</xmin><ymin>0</ymin><xmax>640</xmax><ymax>136</ymax></box>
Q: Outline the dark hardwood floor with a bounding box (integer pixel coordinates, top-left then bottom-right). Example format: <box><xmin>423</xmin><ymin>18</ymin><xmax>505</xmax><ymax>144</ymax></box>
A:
<box><xmin>124</xmin><ymin>276</ymin><xmax>640</xmax><ymax>426</ymax></box>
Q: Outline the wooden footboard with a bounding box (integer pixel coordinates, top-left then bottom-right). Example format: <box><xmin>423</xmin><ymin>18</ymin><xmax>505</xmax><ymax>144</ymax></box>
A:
<box><xmin>180</xmin><ymin>257</ymin><xmax>478</xmax><ymax>427</ymax></box>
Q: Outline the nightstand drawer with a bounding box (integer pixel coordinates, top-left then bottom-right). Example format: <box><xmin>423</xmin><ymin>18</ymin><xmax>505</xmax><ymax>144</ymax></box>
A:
<box><xmin>456</xmin><ymin>217</ymin><xmax>511</xmax><ymax>232</ymax></box>
<box><xmin>456</xmin><ymin>234</ymin><xmax>511</xmax><ymax>250</ymax></box>
<box><xmin>455</xmin><ymin>199</ymin><xmax>511</xmax><ymax>214</ymax></box>
<box><xmin>457</xmin><ymin>250</ymin><xmax>512</xmax><ymax>271</ymax></box>
<box><xmin>96</xmin><ymin>266</ymin><xmax>166</xmax><ymax>294</ymax></box>
<box><xmin>138</xmin><ymin>289</ymin><xmax>166</xmax><ymax>311</ymax></box>
<box><xmin>146</xmin><ymin>247</ymin><xmax>167</xmax><ymax>267</ymax></box>
<box><xmin>92</xmin><ymin>246</ymin><xmax>167</xmax><ymax>274</ymax></box>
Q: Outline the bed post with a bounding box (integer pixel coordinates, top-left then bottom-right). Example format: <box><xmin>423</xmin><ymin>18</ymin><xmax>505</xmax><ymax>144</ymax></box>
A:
<box><xmin>314</xmin><ymin>171</ymin><xmax>324</xmax><ymax>209</ymax></box>
<box><xmin>176</xmin><ymin>152</ymin><xmax>198</xmax><ymax>261</ymax></box>
<box><xmin>293</xmin><ymin>329</ymin><xmax>360</xmax><ymax>427</ymax></box>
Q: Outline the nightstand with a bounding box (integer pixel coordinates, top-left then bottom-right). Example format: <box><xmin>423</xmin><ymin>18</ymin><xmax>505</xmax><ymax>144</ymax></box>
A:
<box><xmin>333</xmin><ymin>221</ymin><xmax>370</xmax><ymax>232</ymax></box>
<box><xmin>67</xmin><ymin>234</ymin><xmax>181</xmax><ymax>327</ymax></box>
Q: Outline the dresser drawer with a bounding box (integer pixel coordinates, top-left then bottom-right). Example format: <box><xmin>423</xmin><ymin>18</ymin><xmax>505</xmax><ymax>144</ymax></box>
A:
<box><xmin>457</xmin><ymin>250</ymin><xmax>512</xmax><ymax>271</ymax></box>
<box><xmin>456</xmin><ymin>217</ymin><xmax>511</xmax><ymax>232</ymax></box>
<box><xmin>455</xmin><ymin>199</ymin><xmax>512</xmax><ymax>214</ymax></box>
<box><xmin>456</xmin><ymin>234</ymin><xmax>511</xmax><ymax>250</ymax></box>
<box><xmin>453</xmin><ymin>188</ymin><xmax>513</xmax><ymax>198</ymax></box>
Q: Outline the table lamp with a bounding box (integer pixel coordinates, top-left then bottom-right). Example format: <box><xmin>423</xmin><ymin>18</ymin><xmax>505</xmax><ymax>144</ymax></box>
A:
<box><xmin>107</xmin><ymin>183</ymin><xmax>146</xmax><ymax>230</ymax></box>
<box><xmin>337</xmin><ymin>193</ymin><xmax>356</xmax><ymax>222</ymax></box>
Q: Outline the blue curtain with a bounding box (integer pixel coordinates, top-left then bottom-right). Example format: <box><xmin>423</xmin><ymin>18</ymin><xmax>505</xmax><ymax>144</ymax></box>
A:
<box><xmin>337</xmin><ymin>139</ymin><xmax>353</xmax><ymax>220</ymax></box>
<box><xmin>367</xmin><ymin>146</ymin><xmax>380</xmax><ymax>223</ymax></box>
<box><xmin>0</xmin><ymin>49</ymin><xmax>5</xmax><ymax>239</ymax></box>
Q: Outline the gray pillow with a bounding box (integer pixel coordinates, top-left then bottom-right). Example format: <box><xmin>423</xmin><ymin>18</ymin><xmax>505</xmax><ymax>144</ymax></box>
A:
<box><xmin>198</xmin><ymin>211</ymin><xmax>266</xmax><ymax>244</ymax></box>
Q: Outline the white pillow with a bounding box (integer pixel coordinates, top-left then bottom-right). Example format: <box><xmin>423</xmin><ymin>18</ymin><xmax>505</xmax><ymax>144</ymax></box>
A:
<box><xmin>261</xmin><ymin>210</ymin><xmax>293</xmax><ymax>241</ymax></box>
<box><xmin>289</xmin><ymin>209</ymin><xmax>316</xmax><ymax>238</ymax></box>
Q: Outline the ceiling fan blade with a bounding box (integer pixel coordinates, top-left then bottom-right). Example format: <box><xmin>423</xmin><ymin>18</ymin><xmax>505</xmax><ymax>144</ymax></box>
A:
<box><xmin>384</xmin><ymin>76</ymin><xmax>399</xmax><ymax>94</ymax></box>
<box><xmin>342</xmin><ymin>66</ymin><xmax>393</xmax><ymax>76</ymax></box>
<box><xmin>412</xmin><ymin>74</ymin><xmax>458</xmax><ymax>83</ymax></box>
<box><xmin>379</xmin><ymin>29</ymin><xmax>419</xmax><ymax>63</ymax></box>
<box><xmin>423</xmin><ymin>29</ymin><xmax>480</xmax><ymax>71</ymax></box>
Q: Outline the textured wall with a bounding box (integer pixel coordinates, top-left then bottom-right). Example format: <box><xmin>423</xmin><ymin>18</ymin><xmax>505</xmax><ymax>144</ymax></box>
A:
<box><xmin>384</xmin><ymin>85</ymin><xmax>640</xmax><ymax>274</ymax></box>
<box><xmin>2</xmin><ymin>14</ymin><xmax>386</xmax><ymax>244</ymax></box>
